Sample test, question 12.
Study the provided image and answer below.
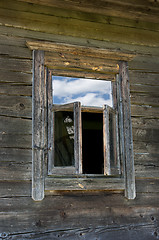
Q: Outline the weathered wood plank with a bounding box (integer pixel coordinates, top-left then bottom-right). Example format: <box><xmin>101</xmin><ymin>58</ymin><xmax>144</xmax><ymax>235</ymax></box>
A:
<box><xmin>0</xmin><ymin>83</ymin><xmax>32</xmax><ymax>96</ymax></box>
<box><xmin>0</xmin><ymin>25</ymin><xmax>159</xmax><ymax>57</ymax></box>
<box><xmin>45</xmin><ymin>177</ymin><xmax>124</xmax><ymax>191</ymax></box>
<box><xmin>29</xmin><ymin>41</ymin><xmax>135</xmax><ymax>61</ymax></box>
<box><xmin>132</xmin><ymin>117</ymin><xmax>159</xmax><ymax>129</ymax></box>
<box><xmin>135</xmin><ymin>164</ymin><xmax>159</xmax><ymax>179</ymax></box>
<box><xmin>0</xmin><ymin>57</ymin><xmax>31</xmax><ymax>73</ymax></box>
<box><xmin>133</xmin><ymin>142</ymin><xmax>159</xmax><ymax>154</ymax></box>
<box><xmin>133</xmin><ymin>128</ymin><xmax>159</xmax><ymax>143</ymax></box>
<box><xmin>131</xmin><ymin>86</ymin><xmax>159</xmax><ymax>95</ymax></box>
<box><xmin>74</xmin><ymin>102</ymin><xmax>82</xmax><ymax>174</ymax></box>
<box><xmin>0</xmin><ymin>178</ymin><xmax>159</xmax><ymax>198</ymax></box>
<box><xmin>103</xmin><ymin>105</ymin><xmax>111</xmax><ymax>175</ymax></box>
<box><xmin>0</xmin><ymin>148</ymin><xmax>31</xmax><ymax>163</ymax></box>
<box><xmin>129</xmin><ymin>72</ymin><xmax>159</xmax><ymax>86</ymax></box>
<box><xmin>3</xmin><ymin>224</ymin><xmax>158</xmax><ymax>240</ymax></box>
<box><xmin>0</xmin><ymin>95</ymin><xmax>31</xmax><ymax>118</ymax></box>
<box><xmin>0</xmin><ymin>162</ymin><xmax>31</xmax><ymax>180</ymax></box>
<box><xmin>0</xmin><ymin>44</ymin><xmax>31</xmax><ymax>59</ymax></box>
<box><xmin>129</xmin><ymin>55</ymin><xmax>159</xmax><ymax>73</ymax></box>
<box><xmin>0</xmin><ymin>193</ymin><xmax>159</xmax><ymax>237</ymax></box>
<box><xmin>0</xmin><ymin>181</ymin><xmax>31</xmax><ymax>197</ymax></box>
<box><xmin>0</xmin><ymin>133</ymin><xmax>31</xmax><ymax>148</ymax></box>
<box><xmin>0</xmin><ymin>116</ymin><xmax>31</xmax><ymax>134</ymax></box>
<box><xmin>131</xmin><ymin>93</ymin><xmax>159</xmax><ymax>107</ymax></box>
<box><xmin>0</xmin><ymin>6</ymin><xmax>159</xmax><ymax>46</ymax></box>
<box><xmin>52</xmin><ymin>69</ymin><xmax>115</xmax><ymax>81</ymax></box>
<box><xmin>17</xmin><ymin>0</ymin><xmax>159</xmax><ymax>24</ymax></box>
<box><xmin>32</xmin><ymin>50</ymin><xmax>45</xmax><ymax>201</ymax></box>
<box><xmin>119</xmin><ymin>61</ymin><xmax>136</xmax><ymax>199</ymax></box>
<box><xmin>131</xmin><ymin>105</ymin><xmax>159</xmax><ymax>118</ymax></box>
<box><xmin>0</xmin><ymin>70</ymin><xmax>32</xmax><ymax>84</ymax></box>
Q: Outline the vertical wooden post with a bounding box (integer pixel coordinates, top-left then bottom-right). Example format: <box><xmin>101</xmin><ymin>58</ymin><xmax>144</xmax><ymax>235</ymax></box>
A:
<box><xmin>112</xmin><ymin>81</ymin><xmax>120</xmax><ymax>175</ymax></box>
<box><xmin>32</xmin><ymin>50</ymin><xmax>45</xmax><ymax>201</ymax></box>
<box><xmin>119</xmin><ymin>61</ymin><xmax>136</xmax><ymax>199</ymax></box>
<box><xmin>103</xmin><ymin>105</ymin><xmax>111</xmax><ymax>175</ymax></box>
<box><xmin>74</xmin><ymin>102</ymin><xmax>82</xmax><ymax>174</ymax></box>
<box><xmin>47</xmin><ymin>70</ymin><xmax>54</xmax><ymax>175</ymax></box>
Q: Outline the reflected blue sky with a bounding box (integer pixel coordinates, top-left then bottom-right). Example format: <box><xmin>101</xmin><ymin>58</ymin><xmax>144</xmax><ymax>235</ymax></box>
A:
<box><xmin>52</xmin><ymin>76</ymin><xmax>112</xmax><ymax>107</ymax></box>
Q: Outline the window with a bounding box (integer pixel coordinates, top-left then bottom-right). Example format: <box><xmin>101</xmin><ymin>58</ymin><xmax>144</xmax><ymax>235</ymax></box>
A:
<box><xmin>49</xmin><ymin>76</ymin><xmax>120</xmax><ymax>177</ymax></box>
<box><xmin>27</xmin><ymin>41</ymin><xmax>136</xmax><ymax>201</ymax></box>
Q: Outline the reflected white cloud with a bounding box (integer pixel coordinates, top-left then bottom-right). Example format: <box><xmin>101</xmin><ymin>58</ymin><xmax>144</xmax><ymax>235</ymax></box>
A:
<box><xmin>52</xmin><ymin>76</ymin><xmax>112</xmax><ymax>107</ymax></box>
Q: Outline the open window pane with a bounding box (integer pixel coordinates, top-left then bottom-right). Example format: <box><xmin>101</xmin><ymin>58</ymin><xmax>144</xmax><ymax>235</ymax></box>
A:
<box><xmin>54</xmin><ymin>111</ymin><xmax>74</xmax><ymax>167</ymax></box>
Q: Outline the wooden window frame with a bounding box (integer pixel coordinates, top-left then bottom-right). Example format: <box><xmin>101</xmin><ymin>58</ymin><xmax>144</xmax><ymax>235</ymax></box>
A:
<box><xmin>27</xmin><ymin>41</ymin><xmax>136</xmax><ymax>201</ymax></box>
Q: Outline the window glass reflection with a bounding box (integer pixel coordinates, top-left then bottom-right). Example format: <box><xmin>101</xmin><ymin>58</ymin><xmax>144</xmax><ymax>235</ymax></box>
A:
<box><xmin>52</xmin><ymin>76</ymin><xmax>112</xmax><ymax>107</ymax></box>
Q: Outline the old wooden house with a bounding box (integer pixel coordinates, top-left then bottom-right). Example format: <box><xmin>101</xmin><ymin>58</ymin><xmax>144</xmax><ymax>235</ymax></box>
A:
<box><xmin>0</xmin><ymin>0</ymin><xmax>159</xmax><ymax>239</ymax></box>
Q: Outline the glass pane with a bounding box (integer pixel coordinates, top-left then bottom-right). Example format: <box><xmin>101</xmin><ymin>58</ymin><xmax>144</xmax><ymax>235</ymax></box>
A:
<box><xmin>52</xmin><ymin>76</ymin><xmax>112</xmax><ymax>107</ymax></box>
<box><xmin>54</xmin><ymin>111</ymin><xmax>74</xmax><ymax>167</ymax></box>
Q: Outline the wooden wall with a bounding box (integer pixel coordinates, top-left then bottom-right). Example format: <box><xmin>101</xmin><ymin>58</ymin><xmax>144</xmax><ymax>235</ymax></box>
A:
<box><xmin>0</xmin><ymin>0</ymin><xmax>159</xmax><ymax>239</ymax></box>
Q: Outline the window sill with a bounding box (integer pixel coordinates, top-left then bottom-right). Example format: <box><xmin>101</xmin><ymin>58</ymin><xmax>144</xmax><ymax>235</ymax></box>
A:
<box><xmin>45</xmin><ymin>176</ymin><xmax>124</xmax><ymax>191</ymax></box>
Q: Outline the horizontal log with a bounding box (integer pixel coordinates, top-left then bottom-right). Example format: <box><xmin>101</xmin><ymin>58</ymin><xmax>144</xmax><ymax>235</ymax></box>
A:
<box><xmin>0</xmin><ymin>178</ymin><xmax>158</xmax><ymax>198</ymax></box>
<box><xmin>0</xmin><ymin>181</ymin><xmax>31</xmax><ymax>197</ymax></box>
<box><xmin>0</xmin><ymin>83</ymin><xmax>32</xmax><ymax>96</ymax></box>
<box><xmin>132</xmin><ymin>117</ymin><xmax>159</xmax><ymax>129</ymax></box>
<box><xmin>0</xmin><ymin>70</ymin><xmax>32</xmax><ymax>84</ymax></box>
<box><xmin>0</xmin><ymin>116</ymin><xmax>31</xmax><ymax>134</ymax></box>
<box><xmin>45</xmin><ymin>177</ymin><xmax>124</xmax><ymax>191</ymax></box>
<box><xmin>0</xmin><ymin>25</ymin><xmax>159</xmax><ymax>57</ymax></box>
<box><xmin>131</xmin><ymin>93</ymin><xmax>159</xmax><ymax>107</ymax></box>
<box><xmin>129</xmin><ymin>72</ymin><xmax>159</xmax><ymax>86</ymax></box>
<box><xmin>0</xmin><ymin>44</ymin><xmax>31</xmax><ymax>59</ymax></box>
<box><xmin>1</xmin><ymin>223</ymin><xmax>158</xmax><ymax>240</ymax></box>
<box><xmin>0</xmin><ymin>57</ymin><xmax>32</xmax><ymax>73</ymax></box>
<box><xmin>133</xmin><ymin>142</ymin><xmax>159</xmax><ymax>154</ymax></box>
<box><xmin>131</xmin><ymin>86</ymin><xmax>159</xmax><ymax>96</ymax></box>
<box><xmin>0</xmin><ymin>95</ymin><xmax>32</xmax><ymax>118</ymax></box>
<box><xmin>135</xmin><ymin>164</ymin><xmax>159</xmax><ymax>179</ymax></box>
<box><xmin>0</xmin><ymin>134</ymin><xmax>31</xmax><ymax>148</ymax></box>
<box><xmin>0</xmin><ymin>148</ymin><xmax>32</xmax><ymax>163</ymax></box>
<box><xmin>0</xmin><ymin>193</ymin><xmax>159</xmax><ymax>237</ymax></box>
<box><xmin>0</xmin><ymin>6</ymin><xmax>159</xmax><ymax>47</ymax></box>
<box><xmin>131</xmin><ymin>105</ymin><xmax>159</xmax><ymax>118</ymax></box>
<box><xmin>52</xmin><ymin>69</ymin><xmax>115</xmax><ymax>81</ymax></box>
<box><xmin>0</xmin><ymin>161</ymin><xmax>31</xmax><ymax>181</ymax></box>
<box><xmin>132</xmin><ymin>128</ymin><xmax>159</xmax><ymax>143</ymax></box>
<box><xmin>136</xmin><ymin>179</ymin><xmax>159</xmax><ymax>193</ymax></box>
<box><xmin>16</xmin><ymin>0</ymin><xmax>159</xmax><ymax>24</ymax></box>
<box><xmin>129</xmin><ymin>55</ymin><xmax>159</xmax><ymax>72</ymax></box>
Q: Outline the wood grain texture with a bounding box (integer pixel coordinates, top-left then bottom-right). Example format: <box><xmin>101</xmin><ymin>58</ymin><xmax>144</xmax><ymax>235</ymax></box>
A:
<box><xmin>32</xmin><ymin>50</ymin><xmax>45</xmax><ymax>201</ymax></box>
<box><xmin>0</xmin><ymin>193</ymin><xmax>159</xmax><ymax>239</ymax></box>
<box><xmin>0</xmin><ymin>2</ymin><xmax>159</xmax><ymax>47</ymax></box>
<box><xmin>119</xmin><ymin>62</ymin><xmax>136</xmax><ymax>199</ymax></box>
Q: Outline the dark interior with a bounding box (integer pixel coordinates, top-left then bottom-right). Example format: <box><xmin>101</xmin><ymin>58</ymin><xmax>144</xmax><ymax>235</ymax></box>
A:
<box><xmin>82</xmin><ymin>112</ymin><xmax>103</xmax><ymax>174</ymax></box>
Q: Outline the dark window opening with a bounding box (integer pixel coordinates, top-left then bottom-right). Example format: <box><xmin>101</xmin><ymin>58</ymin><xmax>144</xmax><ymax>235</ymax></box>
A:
<box><xmin>82</xmin><ymin>112</ymin><xmax>103</xmax><ymax>174</ymax></box>
<box><xmin>54</xmin><ymin>111</ymin><xmax>74</xmax><ymax>167</ymax></box>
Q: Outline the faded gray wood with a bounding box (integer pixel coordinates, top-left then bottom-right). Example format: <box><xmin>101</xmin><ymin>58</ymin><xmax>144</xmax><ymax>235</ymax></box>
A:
<box><xmin>116</xmin><ymin>74</ymin><xmax>125</xmax><ymax>176</ymax></box>
<box><xmin>74</xmin><ymin>102</ymin><xmax>82</xmax><ymax>174</ymax></box>
<box><xmin>45</xmin><ymin>177</ymin><xmax>124</xmax><ymax>191</ymax></box>
<box><xmin>0</xmin><ymin>95</ymin><xmax>31</xmax><ymax>118</ymax></box>
<box><xmin>103</xmin><ymin>105</ymin><xmax>111</xmax><ymax>175</ymax></box>
<box><xmin>119</xmin><ymin>61</ymin><xmax>136</xmax><ymax>199</ymax></box>
<box><xmin>47</xmin><ymin>69</ymin><xmax>54</xmax><ymax>175</ymax></box>
<box><xmin>32</xmin><ymin>50</ymin><xmax>45</xmax><ymax>201</ymax></box>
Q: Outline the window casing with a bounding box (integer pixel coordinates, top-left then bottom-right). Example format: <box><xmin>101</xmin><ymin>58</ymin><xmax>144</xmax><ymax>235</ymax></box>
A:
<box><xmin>27</xmin><ymin>41</ymin><xmax>136</xmax><ymax>201</ymax></box>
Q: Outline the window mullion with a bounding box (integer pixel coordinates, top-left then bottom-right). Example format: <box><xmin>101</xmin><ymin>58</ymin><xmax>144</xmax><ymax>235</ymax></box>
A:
<box><xmin>74</xmin><ymin>102</ymin><xmax>82</xmax><ymax>174</ymax></box>
<box><xmin>103</xmin><ymin>105</ymin><xmax>111</xmax><ymax>175</ymax></box>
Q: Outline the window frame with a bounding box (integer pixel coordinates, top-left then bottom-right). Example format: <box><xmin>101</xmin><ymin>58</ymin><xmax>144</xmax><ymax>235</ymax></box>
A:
<box><xmin>28</xmin><ymin>41</ymin><xmax>136</xmax><ymax>201</ymax></box>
